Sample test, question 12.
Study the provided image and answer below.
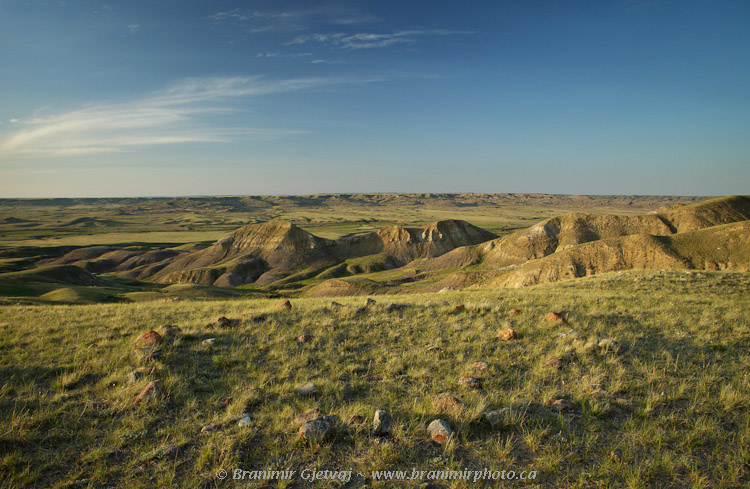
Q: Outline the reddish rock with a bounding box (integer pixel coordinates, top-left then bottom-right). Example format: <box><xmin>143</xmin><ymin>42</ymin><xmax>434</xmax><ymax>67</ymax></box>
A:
<box><xmin>433</xmin><ymin>396</ymin><xmax>466</xmax><ymax>415</ymax></box>
<box><xmin>498</xmin><ymin>328</ymin><xmax>517</xmax><ymax>341</ymax></box>
<box><xmin>133</xmin><ymin>380</ymin><xmax>161</xmax><ymax>404</ymax></box>
<box><xmin>135</xmin><ymin>330</ymin><xmax>163</xmax><ymax>346</ymax></box>
<box><xmin>453</xmin><ymin>304</ymin><xmax>466</xmax><ymax>313</ymax></box>
<box><xmin>278</xmin><ymin>299</ymin><xmax>292</xmax><ymax>310</ymax></box>
<box><xmin>458</xmin><ymin>376</ymin><xmax>481</xmax><ymax>389</ymax></box>
<box><xmin>219</xmin><ymin>397</ymin><xmax>233</xmax><ymax>408</ymax></box>
<box><xmin>544</xmin><ymin>358</ymin><xmax>563</xmax><ymax>370</ymax></box>
<box><xmin>427</xmin><ymin>419</ymin><xmax>452</xmax><ymax>445</ymax></box>
<box><xmin>507</xmin><ymin>308</ymin><xmax>521</xmax><ymax>316</ymax></box>
<box><xmin>296</xmin><ymin>334</ymin><xmax>314</xmax><ymax>344</ymax></box>
<box><xmin>546</xmin><ymin>312</ymin><xmax>567</xmax><ymax>324</ymax></box>
<box><xmin>546</xmin><ymin>396</ymin><xmax>575</xmax><ymax>413</ymax></box>
<box><xmin>472</xmin><ymin>361</ymin><xmax>489</xmax><ymax>371</ymax></box>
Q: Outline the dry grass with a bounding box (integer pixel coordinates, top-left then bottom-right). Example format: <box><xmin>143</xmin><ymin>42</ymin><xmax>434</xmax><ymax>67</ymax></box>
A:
<box><xmin>0</xmin><ymin>269</ymin><xmax>748</xmax><ymax>488</ymax></box>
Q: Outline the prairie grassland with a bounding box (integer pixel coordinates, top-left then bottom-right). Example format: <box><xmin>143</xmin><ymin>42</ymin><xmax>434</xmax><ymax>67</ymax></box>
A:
<box><xmin>1</xmin><ymin>269</ymin><xmax>748</xmax><ymax>488</ymax></box>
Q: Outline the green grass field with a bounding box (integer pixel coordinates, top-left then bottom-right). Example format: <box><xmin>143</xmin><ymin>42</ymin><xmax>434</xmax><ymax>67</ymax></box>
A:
<box><xmin>2</xmin><ymin>269</ymin><xmax>748</xmax><ymax>488</ymax></box>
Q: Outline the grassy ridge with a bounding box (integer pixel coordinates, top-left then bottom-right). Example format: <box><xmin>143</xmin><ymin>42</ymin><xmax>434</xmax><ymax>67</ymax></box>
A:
<box><xmin>1</xmin><ymin>270</ymin><xmax>749</xmax><ymax>488</ymax></box>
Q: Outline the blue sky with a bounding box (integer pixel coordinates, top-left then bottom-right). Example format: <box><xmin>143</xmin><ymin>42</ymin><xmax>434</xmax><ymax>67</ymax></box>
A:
<box><xmin>0</xmin><ymin>0</ymin><xmax>748</xmax><ymax>197</ymax></box>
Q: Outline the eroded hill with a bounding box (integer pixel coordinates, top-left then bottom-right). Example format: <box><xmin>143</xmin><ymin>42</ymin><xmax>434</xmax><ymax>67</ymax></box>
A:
<box><xmin>1</xmin><ymin>195</ymin><xmax>747</xmax><ymax>302</ymax></box>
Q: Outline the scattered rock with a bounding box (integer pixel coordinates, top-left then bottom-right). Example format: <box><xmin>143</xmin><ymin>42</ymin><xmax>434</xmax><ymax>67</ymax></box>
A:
<box><xmin>299</xmin><ymin>415</ymin><xmax>339</xmax><ymax>442</ymax></box>
<box><xmin>433</xmin><ymin>396</ymin><xmax>466</xmax><ymax>416</ymax></box>
<box><xmin>544</xmin><ymin>358</ymin><xmax>563</xmax><ymax>370</ymax></box>
<box><xmin>294</xmin><ymin>411</ymin><xmax>320</xmax><ymax>425</ymax></box>
<box><xmin>133</xmin><ymin>380</ymin><xmax>161</xmax><ymax>404</ymax></box>
<box><xmin>546</xmin><ymin>396</ymin><xmax>575</xmax><ymax>413</ymax></box>
<box><xmin>296</xmin><ymin>334</ymin><xmax>314</xmax><ymax>344</ymax></box>
<box><xmin>330</xmin><ymin>301</ymin><xmax>343</xmax><ymax>309</ymax></box>
<box><xmin>135</xmin><ymin>330</ymin><xmax>163</xmax><ymax>346</ymax></box>
<box><xmin>610</xmin><ymin>449</ymin><xmax>622</xmax><ymax>462</ymax></box>
<box><xmin>248</xmin><ymin>313</ymin><xmax>267</xmax><ymax>323</ymax></box>
<box><xmin>507</xmin><ymin>308</ymin><xmax>521</xmax><ymax>316</ymax></box>
<box><xmin>217</xmin><ymin>316</ymin><xmax>233</xmax><ymax>327</ymax></box>
<box><xmin>372</xmin><ymin>410</ymin><xmax>393</xmax><ymax>436</ymax></box>
<box><xmin>200</xmin><ymin>424</ymin><xmax>218</xmax><ymax>434</ymax></box>
<box><xmin>498</xmin><ymin>328</ymin><xmax>516</xmax><ymax>341</ymax></box>
<box><xmin>277</xmin><ymin>299</ymin><xmax>292</xmax><ymax>310</ymax></box>
<box><xmin>427</xmin><ymin>419</ymin><xmax>452</xmax><ymax>444</ymax></box>
<box><xmin>132</xmin><ymin>347</ymin><xmax>162</xmax><ymax>362</ymax></box>
<box><xmin>546</xmin><ymin>312</ymin><xmax>567</xmax><ymax>324</ymax></box>
<box><xmin>458</xmin><ymin>376</ymin><xmax>480</xmax><ymax>389</ymax></box>
<box><xmin>219</xmin><ymin>397</ymin><xmax>233</xmax><ymax>408</ymax></box>
<box><xmin>472</xmin><ymin>361</ymin><xmax>489</xmax><ymax>371</ymax></box>
<box><xmin>439</xmin><ymin>286</ymin><xmax>456</xmax><ymax>293</ymax></box>
<box><xmin>202</xmin><ymin>338</ymin><xmax>216</xmax><ymax>346</ymax></box>
<box><xmin>237</xmin><ymin>413</ymin><xmax>252</xmax><ymax>428</ymax></box>
<box><xmin>296</xmin><ymin>382</ymin><xmax>318</xmax><ymax>396</ymax></box>
<box><xmin>453</xmin><ymin>304</ymin><xmax>466</xmax><ymax>313</ymax></box>
<box><xmin>365</xmin><ymin>298</ymin><xmax>377</xmax><ymax>307</ymax></box>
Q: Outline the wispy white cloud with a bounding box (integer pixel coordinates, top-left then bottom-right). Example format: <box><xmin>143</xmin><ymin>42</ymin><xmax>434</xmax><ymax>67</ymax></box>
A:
<box><xmin>256</xmin><ymin>52</ymin><xmax>314</xmax><ymax>59</ymax></box>
<box><xmin>0</xmin><ymin>76</ymin><xmax>380</xmax><ymax>160</ymax></box>
<box><xmin>286</xmin><ymin>29</ymin><xmax>473</xmax><ymax>50</ymax></box>
<box><xmin>128</xmin><ymin>24</ymin><xmax>140</xmax><ymax>33</ymax></box>
<box><xmin>207</xmin><ymin>7</ymin><xmax>377</xmax><ymax>33</ymax></box>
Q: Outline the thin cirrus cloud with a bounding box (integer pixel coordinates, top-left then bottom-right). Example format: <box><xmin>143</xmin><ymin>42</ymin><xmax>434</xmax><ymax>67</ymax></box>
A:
<box><xmin>286</xmin><ymin>29</ymin><xmax>474</xmax><ymax>50</ymax></box>
<box><xmin>208</xmin><ymin>7</ymin><xmax>377</xmax><ymax>33</ymax></box>
<box><xmin>0</xmin><ymin>76</ymin><xmax>373</xmax><ymax>160</ymax></box>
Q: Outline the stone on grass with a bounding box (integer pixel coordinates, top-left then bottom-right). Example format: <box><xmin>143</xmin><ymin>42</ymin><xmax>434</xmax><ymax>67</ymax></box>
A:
<box><xmin>277</xmin><ymin>299</ymin><xmax>292</xmax><ymax>310</ymax></box>
<box><xmin>498</xmin><ymin>328</ymin><xmax>516</xmax><ymax>341</ymax></box>
<box><xmin>433</xmin><ymin>396</ymin><xmax>466</xmax><ymax>416</ymax></box>
<box><xmin>200</xmin><ymin>424</ymin><xmax>218</xmax><ymax>434</ymax></box>
<box><xmin>544</xmin><ymin>358</ymin><xmax>563</xmax><ymax>370</ymax></box>
<box><xmin>365</xmin><ymin>298</ymin><xmax>377</xmax><ymax>307</ymax></box>
<box><xmin>453</xmin><ymin>304</ymin><xmax>466</xmax><ymax>313</ymax></box>
<box><xmin>507</xmin><ymin>308</ymin><xmax>521</xmax><ymax>316</ymax></box>
<box><xmin>458</xmin><ymin>376</ymin><xmax>480</xmax><ymax>389</ymax></box>
<box><xmin>202</xmin><ymin>338</ymin><xmax>216</xmax><ymax>346</ymax></box>
<box><xmin>133</xmin><ymin>380</ymin><xmax>161</xmax><ymax>404</ymax></box>
<box><xmin>598</xmin><ymin>338</ymin><xmax>617</xmax><ymax>351</ymax></box>
<box><xmin>237</xmin><ymin>413</ymin><xmax>252</xmax><ymax>428</ymax></box>
<box><xmin>372</xmin><ymin>410</ymin><xmax>393</xmax><ymax>436</ymax></box>
<box><xmin>472</xmin><ymin>361</ymin><xmax>489</xmax><ymax>371</ymax></box>
<box><xmin>427</xmin><ymin>419</ymin><xmax>452</xmax><ymax>444</ymax></box>
<box><xmin>135</xmin><ymin>330</ymin><xmax>163</xmax><ymax>346</ymax></box>
<box><xmin>546</xmin><ymin>312</ymin><xmax>567</xmax><ymax>324</ymax></box>
<box><xmin>217</xmin><ymin>316</ymin><xmax>232</xmax><ymax>327</ymax></box>
<box><xmin>299</xmin><ymin>415</ymin><xmax>339</xmax><ymax>442</ymax></box>
<box><xmin>296</xmin><ymin>382</ymin><xmax>318</xmax><ymax>396</ymax></box>
<box><xmin>330</xmin><ymin>301</ymin><xmax>343</xmax><ymax>309</ymax></box>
